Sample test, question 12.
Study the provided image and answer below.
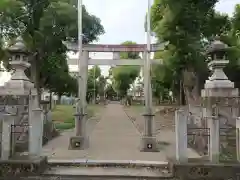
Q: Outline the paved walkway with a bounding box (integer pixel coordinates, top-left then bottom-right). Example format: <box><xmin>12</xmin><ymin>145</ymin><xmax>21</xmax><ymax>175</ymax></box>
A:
<box><xmin>42</xmin><ymin>103</ymin><xmax>200</xmax><ymax>161</ymax></box>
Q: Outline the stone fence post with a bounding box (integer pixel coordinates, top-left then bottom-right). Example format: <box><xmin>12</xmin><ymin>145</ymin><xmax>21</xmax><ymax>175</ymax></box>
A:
<box><xmin>1</xmin><ymin>114</ymin><xmax>15</xmax><ymax>160</ymax></box>
<box><xmin>236</xmin><ymin>117</ymin><xmax>240</xmax><ymax>162</ymax></box>
<box><xmin>175</xmin><ymin>109</ymin><xmax>188</xmax><ymax>162</ymax></box>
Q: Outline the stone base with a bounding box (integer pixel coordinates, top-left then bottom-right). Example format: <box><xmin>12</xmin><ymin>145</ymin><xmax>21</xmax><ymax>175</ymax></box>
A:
<box><xmin>68</xmin><ymin>136</ymin><xmax>89</xmax><ymax>150</ymax></box>
<box><xmin>140</xmin><ymin>136</ymin><xmax>159</xmax><ymax>152</ymax></box>
<box><xmin>168</xmin><ymin>157</ymin><xmax>240</xmax><ymax>180</ymax></box>
<box><xmin>0</xmin><ymin>155</ymin><xmax>48</xmax><ymax>177</ymax></box>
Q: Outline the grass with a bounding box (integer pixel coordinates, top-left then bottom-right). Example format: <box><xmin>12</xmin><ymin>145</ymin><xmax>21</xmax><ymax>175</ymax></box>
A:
<box><xmin>52</xmin><ymin>104</ymin><xmax>103</xmax><ymax>130</ymax></box>
<box><xmin>129</xmin><ymin>104</ymin><xmax>145</xmax><ymax>113</ymax></box>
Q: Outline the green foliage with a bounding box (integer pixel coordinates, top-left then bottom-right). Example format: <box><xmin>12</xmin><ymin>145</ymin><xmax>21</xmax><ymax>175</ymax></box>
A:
<box><xmin>112</xmin><ymin>66</ymin><xmax>140</xmax><ymax>96</ymax></box>
<box><xmin>111</xmin><ymin>41</ymin><xmax>140</xmax><ymax>97</ymax></box>
<box><xmin>105</xmin><ymin>84</ymin><xmax>117</xmax><ymax>99</ymax></box>
<box><xmin>87</xmin><ymin>66</ymin><xmax>102</xmax><ymax>102</ymax></box>
<box><xmin>120</xmin><ymin>41</ymin><xmax>140</xmax><ymax>59</ymax></box>
<box><xmin>223</xmin><ymin>5</ymin><xmax>240</xmax><ymax>88</ymax></box>
<box><xmin>149</xmin><ymin>0</ymin><xmax>240</xmax><ymax>104</ymax></box>
<box><xmin>98</xmin><ymin>75</ymin><xmax>106</xmax><ymax>96</ymax></box>
<box><xmin>87</xmin><ymin>66</ymin><xmax>108</xmax><ymax>102</ymax></box>
<box><xmin>0</xmin><ymin>0</ymin><xmax>104</xmax><ymax>98</ymax></box>
<box><xmin>88</xmin><ymin>65</ymin><xmax>101</xmax><ymax>79</ymax></box>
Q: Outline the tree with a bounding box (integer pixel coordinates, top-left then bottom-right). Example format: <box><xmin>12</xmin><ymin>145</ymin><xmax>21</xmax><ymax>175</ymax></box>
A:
<box><xmin>88</xmin><ymin>65</ymin><xmax>101</xmax><ymax>79</ymax></box>
<box><xmin>105</xmin><ymin>84</ymin><xmax>117</xmax><ymax>100</ymax></box>
<box><xmin>98</xmin><ymin>75</ymin><xmax>107</xmax><ymax>103</ymax></box>
<box><xmin>150</xmin><ymin>0</ymin><xmax>231</xmax><ymax>105</ymax></box>
<box><xmin>87</xmin><ymin>66</ymin><xmax>101</xmax><ymax>103</ymax></box>
<box><xmin>0</xmin><ymin>0</ymin><xmax>104</xmax><ymax>101</ymax></box>
<box><xmin>111</xmin><ymin>41</ymin><xmax>140</xmax><ymax>98</ymax></box>
<box><xmin>44</xmin><ymin>54</ymin><xmax>78</xmax><ymax>97</ymax></box>
<box><xmin>222</xmin><ymin>5</ymin><xmax>240</xmax><ymax>89</ymax></box>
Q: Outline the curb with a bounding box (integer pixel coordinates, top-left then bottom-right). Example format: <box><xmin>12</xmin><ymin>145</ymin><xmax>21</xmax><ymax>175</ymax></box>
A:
<box><xmin>40</xmin><ymin>174</ymin><xmax>173</xmax><ymax>180</ymax></box>
<box><xmin>48</xmin><ymin>159</ymin><xmax>169</xmax><ymax>168</ymax></box>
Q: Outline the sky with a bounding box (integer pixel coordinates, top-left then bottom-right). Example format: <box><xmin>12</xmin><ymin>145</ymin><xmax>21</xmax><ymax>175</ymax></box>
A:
<box><xmin>1</xmin><ymin>0</ymin><xmax>240</xmax><ymax>84</ymax></box>
<box><xmin>83</xmin><ymin>0</ymin><xmax>239</xmax><ymax>44</ymax></box>
<box><xmin>69</xmin><ymin>0</ymin><xmax>240</xmax><ymax>76</ymax></box>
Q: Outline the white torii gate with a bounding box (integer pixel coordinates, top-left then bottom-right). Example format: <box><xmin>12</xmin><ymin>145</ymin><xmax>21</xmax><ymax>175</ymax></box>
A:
<box><xmin>66</xmin><ymin>42</ymin><xmax>164</xmax><ymax>66</ymax></box>
<box><xmin>67</xmin><ymin>42</ymin><xmax>166</xmax><ymax>152</ymax></box>
<box><xmin>68</xmin><ymin>58</ymin><xmax>163</xmax><ymax>66</ymax></box>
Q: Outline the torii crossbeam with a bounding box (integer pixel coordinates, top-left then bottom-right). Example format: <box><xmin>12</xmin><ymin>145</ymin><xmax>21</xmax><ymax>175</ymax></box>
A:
<box><xmin>64</xmin><ymin>41</ymin><xmax>166</xmax><ymax>52</ymax></box>
<box><xmin>67</xmin><ymin>58</ymin><xmax>163</xmax><ymax>66</ymax></box>
<box><xmin>65</xmin><ymin>42</ymin><xmax>166</xmax><ymax>66</ymax></box>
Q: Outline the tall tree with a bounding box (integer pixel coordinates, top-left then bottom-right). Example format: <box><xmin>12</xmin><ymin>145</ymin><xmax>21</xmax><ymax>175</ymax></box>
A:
<box><xmin>105</xmin><ymin>84</ymin><xmax>117</xmax><ymax>100</ymax></box>
<box><xmin>0</xmin><ymin>0</ymin><xmax>104</xmax><ymax>101</ymax></box>
<box><xmin>98</xmin><ymin>75</ymin><xmax>107</xmax><ymax>103</ymax></box>
<box><xmin>87</xmin><ymin>66</ymin><xmax>101</xmax><ymax>102</ymax></box>
<box><xmin>111</xmin><ymin>41</ymin><xmax>140</xmax><ymax>97</ymax></box>
<box><xmin>150</xmin><ymin>0</ymin><xmax>231</xmax><ymax>105</ymax></box>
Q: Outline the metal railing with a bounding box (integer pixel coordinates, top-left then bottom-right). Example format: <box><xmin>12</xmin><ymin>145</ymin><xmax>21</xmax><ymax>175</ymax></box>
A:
<box><xmin>187</xmin><ymin>127</ymin><xmax>210</xmax><ymax>155</ymax></box>
<box><xmin>219</xmin><ymin>127</ymin><xmax>239</xmax><ymax>162</ymax></box>
<box><xmin>10</xmin><ymin>124</ymin><xmax>30</xmax><ymax>155</ymax></box>
<box><xmin>187</xmin><ymin>125</ymin><xmax>240</xmax><ymax>162</ymax></box>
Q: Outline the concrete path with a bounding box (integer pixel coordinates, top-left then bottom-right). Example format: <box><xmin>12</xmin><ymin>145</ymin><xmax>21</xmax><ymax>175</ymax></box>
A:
<box><xmin>84</xmin><ymin>103</ymin><xmax>167</xmax><ymax>161</ymax></box>
<box><xmin>42</xmin><ymin>103</ymin><xmax>200</xmax><ymax>161</ymax></box>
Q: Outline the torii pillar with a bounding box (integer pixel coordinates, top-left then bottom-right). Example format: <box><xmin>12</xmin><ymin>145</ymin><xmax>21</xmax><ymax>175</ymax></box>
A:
<box><xmin>69</xmin><ymin>50</ymin><xmax>89</xmax><ymax>150</ymax></box>
<box><xmin>140</xmin><ymin>51</ymin><xmax>158</xmax><ymax>152</ymax></box>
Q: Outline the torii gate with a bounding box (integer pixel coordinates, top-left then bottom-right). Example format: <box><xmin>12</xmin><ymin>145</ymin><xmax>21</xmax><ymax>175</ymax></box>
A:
<box><xmin>66</xmin><ymin>42</ymin><xmax>165</xmax><ymax>152</ymax></box>
<box><xmin>66</xmin><ymin>43</ymin><xmax>164</xmax><ymax>66</ymax></box>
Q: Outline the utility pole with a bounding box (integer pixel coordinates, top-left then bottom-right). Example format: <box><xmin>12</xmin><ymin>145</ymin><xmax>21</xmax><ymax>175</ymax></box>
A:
<box><xmin>74</xmin><ymin>0</ymin><xmax>83</xmax><ymax>137</ymax></box>
<box><xmin>93</xmin><ymin>66</ymin><xmax>96</xmax><ymax>104</ymax></box>
<box><xmin>140</xmin><ymin>0</ymin><xmax>158</xmax><ymax>152</ymax></box>
<box><xmin>77</xmin><ymin>0</ymin><xmax>83</xmax><ymax>101</ymax></box>
<box><xmin>69</xmin><ymin>0</ymin><xmax>88</xmax><ymax>150</ymax></box>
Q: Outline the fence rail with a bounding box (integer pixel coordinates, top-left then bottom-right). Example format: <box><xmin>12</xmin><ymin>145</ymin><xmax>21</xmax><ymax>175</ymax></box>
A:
<box><xmin>187</xmin><ymin>127</ymin><xmax>209</xmax><ymax>155</ymax></box>
<box><xmin>10</xmin><ymin>124</ymin><xmax>30</xmax><ymax>156</ymax></box>
<box><xmin>187</xmin><ymin>126</ymin><xmax>239</xmax><ymax>161</ymax></box>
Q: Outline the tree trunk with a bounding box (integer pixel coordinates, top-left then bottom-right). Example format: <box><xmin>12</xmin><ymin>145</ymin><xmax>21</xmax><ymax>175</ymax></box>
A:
<box><xmin>30</xmin><ymin>57</ymin><xmax>41</xmax><ymax>105</ymax></box>
<box><xmin>49</xmin><ymin>91</ymin><xmax>52</xmax><ymax>110</ymax></box>
<box><xmin>57</xmin><ymin>95</ymin><xmax>61</xmax><ymax>105</ymax></box>
<box><xmin>182</xmin><ymin>69</ymin><xmax>201</xmax><ymax>108</ymax></box>
<box><xmin>179</xmin><ymin>80</ymin><xmax>183</xmax><ymax>105</ymax></box>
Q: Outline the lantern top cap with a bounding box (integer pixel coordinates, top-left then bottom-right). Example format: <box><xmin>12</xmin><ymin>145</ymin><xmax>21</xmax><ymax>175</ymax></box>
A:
<box><xmin>8</xmin><ymin>36</ymin><xmax>29</xmax><ymax>54</ymax></box>
<box><xmin>207</xmin><ymin>36</ymin><xmax>228</xmax><ymax>54</ymax></box>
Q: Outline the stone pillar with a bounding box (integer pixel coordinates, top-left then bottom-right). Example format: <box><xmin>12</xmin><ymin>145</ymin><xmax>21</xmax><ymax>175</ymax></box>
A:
<box><xmin>140</xmin><ymin>51</ymin><xmax>158</xmax><ymax>152</ymax></box>
<box><xmin>175</xmin><ymin>110</ymin><xmax>188</xmax><ymax>162</ymax></box>
<box><xmin>237</xmin><ymin>117</ymin><xmax>240</xmax><ymax>162</ymax></box>
<box><xmin>231</xmin><ymin>106</ymin><xmax>239</xmax><ymax>162</ymax></box>
<box><xmin>69</xmin><ymin>50</ymin><xmax>89</xmax><ymax>150</ymax></box>
<box><xmin>208</xmin><ymin>106</ymin><xmax>220</xmax><ymax>162</ymax></box>
<box><xmin>201</xmin><ymin>100</ymin><xmax>220</xmax><ymax>162</ymax></box>
<box><xmin>113</xmin><ymin>52</ymin><xmax>120</xmax><ymax>60</ymax></box>
<box><xmin>80</xmin><ymin>50</ymin><xmax>89</xmax><ymax>143</ymax></box>
<box><xmin>34</xmin><ymin>108</ymin><xmax>44</xmax><ymax>155</ymax></box>
<box><xmin>28</xmin><ymin>94</ymin><xmax>43</xmax><ymax>156</ymax></box>
<box><xmin>1</xmin><ymin>114</ymin><xmax>15</xmax><ymax>160</ymax></box>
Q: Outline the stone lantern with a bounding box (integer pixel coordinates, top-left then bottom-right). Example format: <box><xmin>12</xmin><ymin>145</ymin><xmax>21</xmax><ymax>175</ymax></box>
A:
<box><xmin>5</xmin><ymin>36</ymin><xmax>34</xmax><ymax>93</ymax></box>
<box><xmin>205</xmin><ymin>36</ymin><xmax>234</xmax><ymax>89</ymax></box>
<box><xmin>0</xmin><ymin>37</ymin><xmax>44</xmax><ymax>161</ymax></box>
<box><xmin>201</xmin><ymin>36</ymin><xmax>239</xmax><ymax>163</ymax></box>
